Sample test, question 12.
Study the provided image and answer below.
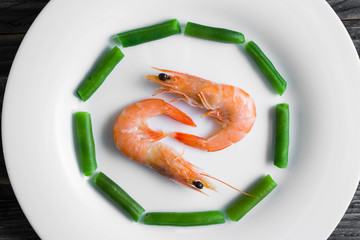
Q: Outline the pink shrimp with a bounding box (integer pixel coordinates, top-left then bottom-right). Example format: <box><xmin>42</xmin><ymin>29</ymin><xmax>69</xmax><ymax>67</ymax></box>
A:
<box><xmin>113</xmin><ymin>98</ymin><xmax>255</xmax><ymax>196</ymax></box>
<box><xmin>145</xmin><ymin>68</ymin><xmax>256</xmax><ymax>152</ymax></box>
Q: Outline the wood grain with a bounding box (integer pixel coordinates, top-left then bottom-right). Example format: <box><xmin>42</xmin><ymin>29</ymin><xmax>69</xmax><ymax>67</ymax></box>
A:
<box><xmin>0</xmin><ymin>0</ymin><xmax>359</xmax><ymax>239</ymax></box>
<box><xmin>328</xmin><ymin>0</ymin><xmax>360</xmax><ymax>56</ymax></box>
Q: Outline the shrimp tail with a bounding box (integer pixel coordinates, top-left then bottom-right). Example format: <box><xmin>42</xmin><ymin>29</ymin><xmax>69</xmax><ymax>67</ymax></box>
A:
<box><xmin>172</xmin><ymin>132</ymin><xmax>207</xmax><ymax>151</ymax></box>
<box><xmin>140</xmin><ymin>124</ymin><xmax>168</xmax><ymax>142</ymax></box>
<box><xmin>172</xmin><ymin>132</ymin><xmax>233</xmax><ymax>152</ymax></box>
<box><xmin>162</xmin><ymin>101</ymin><xmax>197</xmax><ymax>127</ymax></box>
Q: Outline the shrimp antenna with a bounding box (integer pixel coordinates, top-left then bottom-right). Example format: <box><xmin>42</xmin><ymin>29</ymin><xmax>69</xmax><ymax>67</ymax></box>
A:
<box><xmin>152</xmin><ymin>87</ymin><xmax>166</xmax><ymax>97</ymax></box>
<box><xmin>173</xmin><ymin>147</ymin><xmax>186</xmax><ymax>161</ymax></box>
<box><xmin>200</xmin><ymin>173</ymin><xmax>258</xmax><ymax>198</ymax></box>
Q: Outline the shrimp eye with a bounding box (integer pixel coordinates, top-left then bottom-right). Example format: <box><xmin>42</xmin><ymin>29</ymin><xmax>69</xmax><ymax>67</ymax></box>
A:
<box><xmin>193</xmin><ymin>181</ymin><xmax>203</xmax><ymax>189</ymax></box>
<box><xmin>159</xmin><ymin>73</ymin><xmax>170</xmax><ymax>81</ymax></box>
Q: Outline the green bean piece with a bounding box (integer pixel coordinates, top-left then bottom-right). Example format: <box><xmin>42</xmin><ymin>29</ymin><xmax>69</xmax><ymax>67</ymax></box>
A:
<box><xmin>274</xmin><ymin>103</ymin><xmax>290</xmax><ymax>168</ymax></box>
<box><xmin>77</xmin><ymin>46</ymin><xmax>124</xmax><ymax>101</ymax></box>
<box><xmin>184</xmin><ymin>22</ymin><xmax>245</xmax><ymax>44</ymax></box>
<box><xmin>142</xmin><ymin>211</ymin><xmax>225</xmax><ymax>226</ymax></box>
<box><xmin>225</xmin><ymin>175</ymin><xmax>277</xmax><ymax>222</ymax></box>
<box><xmin>74</xmin><ymin>112</ymin><xmax>97</xmax><ymax>176</ymax></box>
<box><xmin>93</xmin><ymin>172</ymin><xmax>145</xmax><ymax>222</ymax></box>
<box><xmin>245</xmin><ymin>41</ymin><xmax>287</xmax><ymax>95</ymax></box>
<box><xmin>115</xmin><ymin>19</ymin><xmax>181</xmax><ymax>47</ymax></box>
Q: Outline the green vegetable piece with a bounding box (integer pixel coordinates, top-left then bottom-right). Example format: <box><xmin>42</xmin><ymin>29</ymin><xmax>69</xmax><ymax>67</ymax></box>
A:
<box><xmin>274</xmin><ymin>103</ymin><xmax>290</xmax><ymax>168</ymax></box>
<box><xmin>115</xmin><ymin>19</ymin><xmax>181</xmax><ymax>47</ymax></box>
<box><xmin>93</xmin><ymin>172</ymin><xmax>145</xmax><ymax>222</ymax></box>
<box><xmin>184</xmin><ymin>22</ymin><xmax>245</xmax><ymax>44</ymax></box>
<box><xmin>245</xmin><ymin>41</ymin><xmax>287</xmax><ymax>95</ymax></box>
<box><xmin>77</xmin><ymin>46</ymin><xmax>124</xmax><ymax>101</ymax></box>
<box><xmin>74</xmin><ymin>112</ymin><xmax>97</xmax><ymax>176</ymax></box>
<box><xmin>225</xmin><ymin>175</ymin><xmax>277</xmax><ymax>222</ymax></box>
<box><xmin>142</xmin><ymin>211</ymin><xmax>225</xmax><ymax>226</ymax></box>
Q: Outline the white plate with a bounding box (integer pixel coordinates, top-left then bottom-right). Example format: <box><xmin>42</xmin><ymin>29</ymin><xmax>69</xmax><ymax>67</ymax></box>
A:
<box><xmin>3</xmin><ymin>0</ymin><xmax>360</xmax><ymax>239</ymax></box>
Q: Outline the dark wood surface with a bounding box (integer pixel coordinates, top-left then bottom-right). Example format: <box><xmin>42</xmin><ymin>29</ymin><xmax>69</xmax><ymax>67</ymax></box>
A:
<box><xmin>0</xmin><ymin>0</ymin><xmax>359</xmax><ymax>239</ymax></box>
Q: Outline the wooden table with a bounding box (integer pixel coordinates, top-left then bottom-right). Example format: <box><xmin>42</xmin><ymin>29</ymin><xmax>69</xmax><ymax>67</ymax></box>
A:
<box><xmin>0</xmin><ymin>0</ymin><xmax>359</xmax><ymax>239</ymax></box>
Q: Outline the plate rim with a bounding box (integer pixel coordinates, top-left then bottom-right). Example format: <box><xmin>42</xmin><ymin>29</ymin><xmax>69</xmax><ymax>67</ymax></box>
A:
<box><xmin>2</xmin><ymin>0</ymin><xmax>360</xmax><ymax>239</ymax></box>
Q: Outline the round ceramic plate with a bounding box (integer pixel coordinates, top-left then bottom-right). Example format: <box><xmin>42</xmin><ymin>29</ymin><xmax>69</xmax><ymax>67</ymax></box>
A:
<box><xmin>3</xmin><ymin>0</ymin><xmax>360</xmax><ymax>239</ymax></box>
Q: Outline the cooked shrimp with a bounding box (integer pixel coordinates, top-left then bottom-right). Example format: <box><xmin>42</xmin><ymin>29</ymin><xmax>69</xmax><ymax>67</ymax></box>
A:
<box><xmin>145</xmin><ymin>68</ymin><xmax>256</xmax><ymax>152</ymax></box>
<box><xmin>113</xmin><ymin>98</ymin><xmax>255</xmax><ymax>196</ymax></box>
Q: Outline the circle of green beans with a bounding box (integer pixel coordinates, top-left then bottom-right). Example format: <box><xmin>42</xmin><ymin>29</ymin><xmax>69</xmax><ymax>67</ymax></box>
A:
<box><xmin>74</xmin><ymin>18</ymin><xmax>290</xmax><ymax>227</ymax></box>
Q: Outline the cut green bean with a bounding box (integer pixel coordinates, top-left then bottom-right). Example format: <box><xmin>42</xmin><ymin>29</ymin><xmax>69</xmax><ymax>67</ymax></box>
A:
<box><xmin>245</xmin><ymin>41</ymin><xmax>287</xmax><ymax>95</ymax></box>
<box><xmin>77</xmin><ymin>46</ymin><xmax>124</xmax><ymax>101</ymax></box>
<box><xmin>274</xmin><ymin>103</ymin><xmax>290</xmax><ymax>168</ymax></box>
<box><xmin>115</xmin><ymin>19</ymin><xmax>181</xmax><ymax>47</ymax></box>
<box><xmin>74</xmin><ymin>112</ymin><xmax>97</xmax><ymax>176</ymax></box>
<box><xmin>225</xmin><ymin>175</ymin><xmax>277</xmax><ymax>222</ymax></box>
<box><xmin>93</xmin><ymin>172</ymin><xmax>145</xmax><ymax>222</ymax></box>
<box><xmin>184</xmin><ymin>22</ymin><xmax>245</xmax><ymax>44</ymax></box>
<box><xmin>142</xmin><ymin>211</ymin><xmax>225</xmax><ymax>226</ymax></box>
